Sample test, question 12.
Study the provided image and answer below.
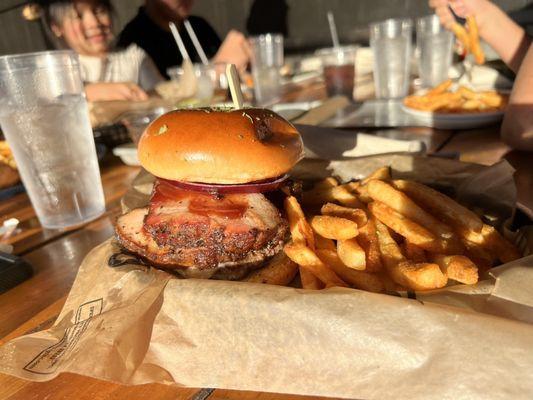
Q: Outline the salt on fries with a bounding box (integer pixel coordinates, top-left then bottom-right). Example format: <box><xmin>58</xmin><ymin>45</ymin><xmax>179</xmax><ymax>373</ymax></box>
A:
<box><xmin>280</xmin><ymin>167</ymin><xmax>521</xmax><ymax>293</ymax></box>
<box><xmin>403</xmin><ymin>80</ymin><xmax>506</xmax><ymax>113</ymax></box>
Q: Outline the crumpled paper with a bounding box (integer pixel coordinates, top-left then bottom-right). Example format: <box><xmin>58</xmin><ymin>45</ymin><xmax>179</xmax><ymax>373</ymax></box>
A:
<box><xmin>1</xmin><ymin>154</ymin><xmax>532</xmax><ymax>400</ymax></box>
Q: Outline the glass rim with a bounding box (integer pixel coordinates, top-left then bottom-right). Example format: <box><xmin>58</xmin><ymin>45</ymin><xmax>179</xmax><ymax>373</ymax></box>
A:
<box><xmin>369</xmin><ymin>17</ymin><xmax>413</xmax><ymax>30</ymax></box>
<box><xmin>0</xmin><ymin>50</ymin><xmax>79</xmax><ymax>72</ymax></box>
<box><xmin>249</xmin><ymin>33</ymin><xmax>284</xmax><ymax>44</ymax></box>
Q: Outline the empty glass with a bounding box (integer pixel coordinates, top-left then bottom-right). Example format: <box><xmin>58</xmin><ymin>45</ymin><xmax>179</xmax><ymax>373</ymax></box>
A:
<box><xmin>0</xmin><ymin>51</ymin><xmax>105</xmax><ymax>229</ymax></box>
<box><xmin>370</xmin><ymin>18</ymin><xmax>413</xmax><ymax>99</ymax></box>
<box><xmin>416</xmin><ymin>14</ymin><xmax>454</xmax><ymax>87</ymax></box>
<box><xmin>249</xmin><ymin>33</ymin><xmax>284</xmax><ymax>106</ymax></box>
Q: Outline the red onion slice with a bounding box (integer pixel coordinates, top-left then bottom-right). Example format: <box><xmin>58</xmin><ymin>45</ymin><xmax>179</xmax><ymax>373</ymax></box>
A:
<box><xmin>162</xmin><ymin>174</ymin><xmax>289</xmax><ymax>194</ymax></box>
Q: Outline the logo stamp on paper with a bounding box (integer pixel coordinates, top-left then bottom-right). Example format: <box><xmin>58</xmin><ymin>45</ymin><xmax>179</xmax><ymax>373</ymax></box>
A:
<box><xmin>23</xmin><ymin>298</ymin><xmax>103</xmax><ymax>375</ymax></box>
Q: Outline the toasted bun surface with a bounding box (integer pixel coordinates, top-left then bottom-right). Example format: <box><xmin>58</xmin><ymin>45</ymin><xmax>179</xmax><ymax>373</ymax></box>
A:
<box><xmin>138</xmin><ymin>108</ymin><xmax>304</xmax><ymax>184</ymax></box>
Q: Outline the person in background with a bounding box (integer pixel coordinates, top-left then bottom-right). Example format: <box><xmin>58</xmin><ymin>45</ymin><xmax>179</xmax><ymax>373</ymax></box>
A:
<box><xmin>430</xmin><ymin>0</ymin><xmax>533</xmax><ymax>151</ymax></box>
<box><xmin>42</xmin><ymin>0</ymin><xmax>164</xmax><ymax>102</ymax></box>
<box><xmin>246</xmin><ymin>0</ymin><xmax>289</xmax><ymax>37</ymax></box>
<box><xmin>118</xmin><ymin>0</ymin><xmax>251</xmax><ymax>79</ymax></box>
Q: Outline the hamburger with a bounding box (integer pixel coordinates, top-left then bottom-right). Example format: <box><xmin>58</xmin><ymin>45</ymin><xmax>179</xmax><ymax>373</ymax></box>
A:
<box><xmin>115</xmin><ymin>108</ymin><xmax>304</xmax><ymax>280</ymax></box>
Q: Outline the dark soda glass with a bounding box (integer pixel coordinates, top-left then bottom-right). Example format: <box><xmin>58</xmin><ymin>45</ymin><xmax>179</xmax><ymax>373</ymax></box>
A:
<box><xmin>323</xmin><ymin>63</ymin><xmax>355</xmax><ymax>98</ymax></box>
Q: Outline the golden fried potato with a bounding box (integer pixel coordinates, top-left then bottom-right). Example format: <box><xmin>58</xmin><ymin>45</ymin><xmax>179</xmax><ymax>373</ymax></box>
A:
<box><xmin>316</xmin><ymin>249</ymin><xmax>384</xmax><ymax>293</ymax></box>
<box><xmin>337</xmin><ymin>237</ymin><xmax>366</xmax><ymax>270</ymax></box>
<box><xmin>284</xmin><ymin>242</ymin><xmax>348</xmax><ymax>288</ymax></box>
<box><xmin>431</xmin><ymin>254</ymin><xmax>478</xmax><ymax>285</ymax></box>
<box><xmin>310</xmin><ymin>215</ymin><xmax>359</xmax><ymax>240</ymax></box>
<box><xmin>245</xmin><ymin>253</ymin><xmax>299</xmax><ymax>286</ymax></box>
<box><xmin>321</xmin><ymin>202</ymin><xmax>368</xmax><ymax>228</ymax></box>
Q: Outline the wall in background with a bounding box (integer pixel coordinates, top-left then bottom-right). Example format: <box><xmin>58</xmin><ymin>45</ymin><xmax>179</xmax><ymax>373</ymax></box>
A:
<box><xmin>1</xmin><ymin>0</ymin><xmax>532</xmax><ymax>55</ymax></box>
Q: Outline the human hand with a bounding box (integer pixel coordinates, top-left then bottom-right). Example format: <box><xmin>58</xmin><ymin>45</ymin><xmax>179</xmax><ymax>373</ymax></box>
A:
<box><xmin>84</xmin><ymin>82</ymin><xmax>149</xmax><ymax>102</ymax></box>
<box><xmin>213</xmin><ymin>30</ymin><xmax>252</xmax><ymax>73</ymax></box>
<box><xmin>428</xmin><ymin>0</ymin><xmax>492</xmax><ymax>34</ymax></box>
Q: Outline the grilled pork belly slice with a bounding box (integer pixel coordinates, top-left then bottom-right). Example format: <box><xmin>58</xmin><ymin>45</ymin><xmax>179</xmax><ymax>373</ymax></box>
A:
<box><xmin>115</xmin><ymin>191</ymin><xmax>289</xmax><ymax>279</ymax></box>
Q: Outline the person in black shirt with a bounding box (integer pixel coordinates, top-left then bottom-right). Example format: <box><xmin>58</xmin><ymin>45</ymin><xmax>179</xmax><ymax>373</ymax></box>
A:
<box><xmin>246</xmin><ymin>0</ymin><xmax>289</xmax><ymax>37</ymax></box>
<box><xmin>118</xmin><ymin>0</ymin><xmax>250</xmax><ymax>79</ymax></box>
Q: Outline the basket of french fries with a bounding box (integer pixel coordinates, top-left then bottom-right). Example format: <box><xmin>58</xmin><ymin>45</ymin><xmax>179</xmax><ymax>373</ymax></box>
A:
<box><xmin>1</xmin><ymin>154</ymin><xmax>533</xmax><ymax>399</ymax></box>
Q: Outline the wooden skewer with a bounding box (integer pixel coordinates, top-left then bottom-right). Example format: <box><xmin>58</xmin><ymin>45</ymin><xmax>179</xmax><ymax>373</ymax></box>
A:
<box><xmin>225</xmin><ymin>64</ymin><xmax>244</xmax><ymax>109</ymax></box>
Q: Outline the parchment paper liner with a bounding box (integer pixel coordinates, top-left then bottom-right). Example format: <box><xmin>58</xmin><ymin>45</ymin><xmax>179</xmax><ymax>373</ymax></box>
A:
<box><xmin>1</xmin><ymin>154</ymin><xmax>532</xmax><ymax>400</ymax></box>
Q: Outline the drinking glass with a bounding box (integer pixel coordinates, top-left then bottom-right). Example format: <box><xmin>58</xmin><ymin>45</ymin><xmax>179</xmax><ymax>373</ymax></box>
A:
<box><xmin>0</xmin><ymin>50</ymin><xmax>105</xmax><ymax>229</ymax></box>
<box><xmin>416</xmin><ymin>14</ymin><xmax>454</xmax><ymax>87</ymax></box>
<box><xmin>370</xmin><ymin>18</ymin><xmax>413</xmax><ymax>99</ymax></box>
<box><xmin>317</xmin><ymin>46</ymin><xmax>357</xmax><ymax>99</ymax></box>
<box><xmin>249</xmin><ymin>33</ymin><xmax>284</xmax><ymax>106</ymax></box>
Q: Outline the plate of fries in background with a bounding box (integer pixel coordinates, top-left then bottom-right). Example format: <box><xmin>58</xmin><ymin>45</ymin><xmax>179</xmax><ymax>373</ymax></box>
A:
<box><xmin>402</xmin><ymin>79</ymin><xmax>507</xmax><ymax>129</ymax></box>
<box><xmin>276</xmin><ymin>165</ymin><xmax>521</xmax><ymax>294</ymax></box>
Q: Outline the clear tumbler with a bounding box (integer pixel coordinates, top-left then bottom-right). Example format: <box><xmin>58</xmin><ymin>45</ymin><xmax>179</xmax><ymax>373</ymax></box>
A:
<box><xmin>416</xmin><ymin>14</ymin><xmax>454</xmax><ymax>87</ymax></box>
<box><xmin>0</xmin><ymin>50</ymin><xmax>105</xmax><ymax>229</ymax></box>
<box><xmin>370</xmin><ymin>18</ymin><xmax>413</xmax><ymax>99</ymax></box>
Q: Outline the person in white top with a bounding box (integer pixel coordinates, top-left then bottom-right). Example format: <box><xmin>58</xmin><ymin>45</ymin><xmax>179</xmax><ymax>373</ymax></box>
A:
<box><xmin>43</xmin><ymin>0</ymin><xmax>164</xmax><ymax>101</ymax></box>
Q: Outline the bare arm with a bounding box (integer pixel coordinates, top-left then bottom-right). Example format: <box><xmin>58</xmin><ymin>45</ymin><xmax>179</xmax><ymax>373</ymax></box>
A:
<box><xmin>501</xmin><ymin>44</ymin><xmax>533</xmax><ymax>151</ymax></box>
<box><xmin>430</xmin><ymin>0</ymin><xmax>531</xmax><ymax>73</ymax></box>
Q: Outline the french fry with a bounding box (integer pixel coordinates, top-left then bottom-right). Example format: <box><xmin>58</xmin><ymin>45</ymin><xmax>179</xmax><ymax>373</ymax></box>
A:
<box><xmin>374</xmin><ymin>220</ymin><xmax>448</xmax><ymax>290</ymax></box>
<box><xmin>431</xmin><ymin>254</ymin><xmax>479</xmax><ymax>284</ymax></box>
<box><xmin>353</xmin><ymin>183</ymin><xmax>373</xmax><ymax>203</ymax></box>
<box><xmin>402</xmin><ymin>239</ymin><xmax>427</xmax><ymax>263</ymax></box>
<box><xmin>321</xmin><ymin>202</ymin><xmax>368</xmax><ymax>228</ymax></box>
<box><xmin>300</xmin><ymin>268</ymin><xmax>324</xmax><ymax>290</ymax></box>
<box><xmin>460</xmin><ymin>224</ymin><xmax>521</xmax><ymax>264</ymax></box>
<box><xmin>361</xmin><ymin>166</ymin><xmax>391</xmax><ymax>185</ymax></box>
<box><xmin>315</xmin><ymin>249</ymin><xmax>384</xmax><ymax>293</ymax></box>
<box><xmin>451</xmin><ymin>23</ymin><xmax>471</xmax><ymax>52</ymax></box>
<box><xmin>467</xmin><ymin>16</ymin><xmax>485</xmax><ymax>64</ymax></box>
<box><xmin>357</xmin><ymin>218</ymin><xmax>383</xmax><ymax>272</ymax></box>
<box><xmin>283</xmin><ymin>242</ymin><xmax>348</xmax><ymax>287</ymax></box>
<box><xmin>302</xmin><ymin>185</ymin><xmax>364</xmax><ymax>208</ymax></box>
<box><xmin>313</xmin><ymin>177</ymin><xmax>339</xmax><ymax>190</ymax></box>
<box><xmin>284</xmin><ymin>196</ymin><xmax>323</xmax><ymax>289</ymax></box>
<box><xmin>314</xmin><ymin>234</ymin><xmax>337</xmax><ymax>251</ymax></box>
<box><xmin>479</xmin><ymin>91</ymin><xmax>504</xmax><ymax>108</ymax></box>
<box><xmin>310</xmin><ymin>215</ymin><xmax>359</xmax><ymax>240</ymax></box>
<box><xmin>457</xmin><ymin>85</ymin><xmax>477</xmax><ymax>100</ymax></box>
<box><xmin>245</xmin><ymin>253</ymin><xmax>299</xmax><ymax>285</ymax></box>
<box><xmin>284</xmin><ymin>196</ymin><xmax>315</xmax><ymax>249</ymax></box>
<box><xmin>392</xmin><ymin>180</ymin><xmax>483</xmax><ymax>233</ymax></box>
<box><xmin>367</xmin><ymin>180</ymin><xmax>462</xmax><ymax>254</ymax></box>
<box><xmin>337</xmin><ymin>238</ymin><xmax>366</xmax><ymax>270</ymax></box>
<box><xmin>462</xmin><ymin>99</ymin><xmax>484</xmax><ymax>110</ymax></box>
<box><xmin>367</xmin><ymin>180</ymin><xmax>454</xmax><ymax>238</ymax></box>
<box><xmin>368</xmin><ymin>202</ymin><xmax>441</xmax><ymax>251</ymax></box>
<box><xmin>426</xmin><ymin>79</ymin><xmax>453</xmax><ymax>96</ymax></box>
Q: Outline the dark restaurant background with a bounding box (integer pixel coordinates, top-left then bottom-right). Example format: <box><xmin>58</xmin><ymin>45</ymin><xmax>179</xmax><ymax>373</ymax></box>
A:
<box><xmin>1</xmin><ymin>0</ymin><xmax>532</xmax><ymax>56</ymax></box>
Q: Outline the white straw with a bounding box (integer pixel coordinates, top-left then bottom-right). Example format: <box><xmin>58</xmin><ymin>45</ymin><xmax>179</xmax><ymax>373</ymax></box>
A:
<box><xmin>327</xmin><ymin>11</ymin><xmax>340</xmax><ymax>48</ymax></box>
<box><xmin>184</xmin><ymin>19</ymin><xmax>209</xmax><ymax>65</ymax></box>
<box><xmin>225</xmin><ymin>64</ymin><xmax>244</xmax><ymax>109</ymax></box>
<box><xmin>168</xmin><ymin>22</ymin><xmax>190</xmax><ymax>61</ymax></box>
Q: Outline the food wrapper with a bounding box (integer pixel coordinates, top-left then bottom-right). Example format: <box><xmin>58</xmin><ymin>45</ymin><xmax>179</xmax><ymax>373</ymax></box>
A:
<box><xmin>1</xmin><ymin>154</ymin><xmax>533</xmax><ymax>399</ymax></box>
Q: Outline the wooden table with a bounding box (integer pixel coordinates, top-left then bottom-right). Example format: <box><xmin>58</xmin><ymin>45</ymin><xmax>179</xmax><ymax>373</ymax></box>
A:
<box><xmin>1</xmin><ymin>81</ymin><xmax>531</xmax><ymax>400</ymax></box>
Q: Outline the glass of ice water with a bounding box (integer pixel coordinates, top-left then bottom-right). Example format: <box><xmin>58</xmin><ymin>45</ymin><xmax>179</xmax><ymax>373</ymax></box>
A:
<box><xmin>370</xmin><ymin>18</ymin><xmax>413</xmax><ymax>99</ymax></box>
<box><xmin>416</xmin><ymin>14</ymin><xmax>454</xmax><ymax>88</ymax></box>
<box><xmin>249</xmin><ymin>34</ymin><xmax>284</xmax><ymax>106</ymax></box>
<box><xmin>0</xmin><ymin>50</ymin><xmax>105</xmax><ymax>229</ymax></box>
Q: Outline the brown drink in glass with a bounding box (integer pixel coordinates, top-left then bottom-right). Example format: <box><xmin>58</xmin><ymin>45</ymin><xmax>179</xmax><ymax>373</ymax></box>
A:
<box><xmin>318</xmin><ymin>46</ymin><xmax>357</xmax><ymax>99</ymax></box>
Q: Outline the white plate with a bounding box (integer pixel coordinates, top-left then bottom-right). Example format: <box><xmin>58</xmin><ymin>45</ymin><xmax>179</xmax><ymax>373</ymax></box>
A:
<box><xmin>401</xmin><ymin>103</ymin><xmax>505</xmax><ymax>129</ymax></box>
<box><xmin>112</xmin><ymin>144</ymin><xmax>140</xmax><ymax>166</ymax></box>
